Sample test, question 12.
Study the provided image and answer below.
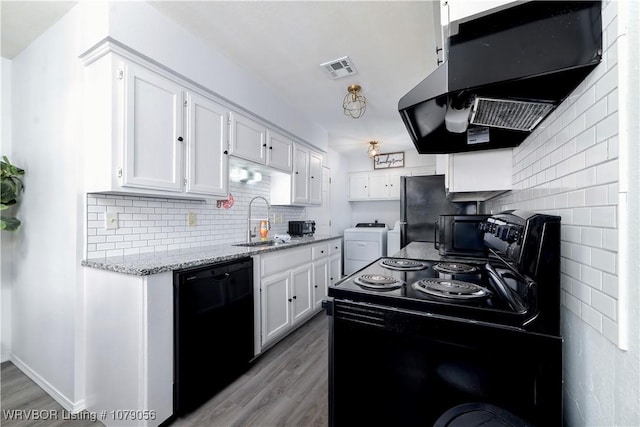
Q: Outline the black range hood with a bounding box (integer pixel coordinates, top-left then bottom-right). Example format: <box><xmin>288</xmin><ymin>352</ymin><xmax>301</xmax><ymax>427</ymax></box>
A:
<box><xmin>399</xmin><ymin>1</ymin><xmax>602</xmax><ymax>154</ymax></box>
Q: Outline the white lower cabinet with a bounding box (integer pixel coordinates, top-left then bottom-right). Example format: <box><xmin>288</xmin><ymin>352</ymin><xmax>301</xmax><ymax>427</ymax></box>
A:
<box><xmin>258</xmin><ymin>238</ymin><xmax>340</xmax><ymax>350</ymax></box>
<box><xmin>84</xmin><ymin>268</ymin><xmax>173</xmax><ymax>427</ymax></box>
<box><xmin>312</xmin><ymin>260</ymin><xmax>328</xmax><ymax>310</ymax></box>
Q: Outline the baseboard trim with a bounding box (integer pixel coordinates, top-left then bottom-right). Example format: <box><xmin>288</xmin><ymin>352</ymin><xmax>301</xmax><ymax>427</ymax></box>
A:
<box><xmin>9</xmin><ymin>354</ymin><xmax>86</xmax><ymax>413</ymax></box>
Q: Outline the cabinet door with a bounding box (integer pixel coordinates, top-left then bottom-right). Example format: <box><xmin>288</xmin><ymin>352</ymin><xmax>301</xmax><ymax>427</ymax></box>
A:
<box><xmin>122</xmin><ymin>61</ymin><xmax>184</xmax><ymax>192</ymax></box>
<box><xmin>229</xmin><ymin>112</ymin><xmax>266</xmax><ymax>164</ymax></box>
<box><xmin>308</xmin><ymin>152</ymin><xmax>323</xmax><ymax>205</ymax></box>
<box><xmin>266</xmin><ymin>130</ymin><xmax>293</xmax><ymax>173</ymax></box>
<box><xmin>291</xmin><ymin>264</ymin><xmax>313</xmax><ymax>324</ymax></box>
<box><xmin>312</xmin><ymin>260</ymin><xmax>329</xmax><ymax>310</ymax></box>
<box><xmin>449</xmin><ymin>149</ymin><xmax>512</xmax><ymax>192</ymax></box>
<box><xmin>261</xmin><ymin>272</ymin><xmax>291</xmax><ymax>346</ymax></box>
<box><xmin>185</xmin><ymin>92</ymin><xmax>229</xmax><ymax>196</ymax></box>
<box><xmin>349</xmin><ymin>173</ymin><xmax>369</xmax><ymax>200</ymax></box>
<box><xmin>367</xmin><ymin>174</ymin><xmax>389</xmax><ymax>199</ymax></box>
<box><xmin>387</xmin><ymin>171</ymin><xmax>403</xmax><ymax>199</ymax></box>
<box><xmin>329</xmin><ymin>253</ymin><xmax>342</xmax><ymax>286</ymax></box>
<box><xmin>292</xmin><ymin>145</ymin><xmax>310</xmax><ymax>204</ymax></box>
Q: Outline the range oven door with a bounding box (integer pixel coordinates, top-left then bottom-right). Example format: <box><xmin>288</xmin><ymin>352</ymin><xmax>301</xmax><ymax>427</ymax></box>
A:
<box><xmin>327</xmin><ymin>299</ymin><xmax>562</xmax><ymax>427</ymax></box>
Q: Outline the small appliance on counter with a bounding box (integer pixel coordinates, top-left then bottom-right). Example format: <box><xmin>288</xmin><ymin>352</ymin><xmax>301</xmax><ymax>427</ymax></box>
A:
<box><xmin>436</xmin><ymin>214</ymin><xmax>489</xmax><ymax>257</ymax></box>
<box><xmin>288</xmin><ymin>220</ymin><xmax>315</xmax><ymax>236</ymax></box>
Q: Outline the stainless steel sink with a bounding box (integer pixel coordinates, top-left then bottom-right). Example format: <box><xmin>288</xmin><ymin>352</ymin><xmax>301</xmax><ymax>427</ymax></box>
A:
<box><xmin>232</xmin><ymin>240</ymin><xmax>291</xmax><ymax>248</ymax></box>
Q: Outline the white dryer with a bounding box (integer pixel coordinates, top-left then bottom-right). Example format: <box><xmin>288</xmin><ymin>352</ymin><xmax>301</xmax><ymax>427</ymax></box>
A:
<box><xmin>343</xmin><ymin>222</ymin><xmax>387</xmax><ymax>276</ymax></box>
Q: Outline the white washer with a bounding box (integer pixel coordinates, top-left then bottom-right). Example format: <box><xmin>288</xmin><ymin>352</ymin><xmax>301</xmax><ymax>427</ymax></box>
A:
<box><xmin>343</xmin><ymin>223</ymin><xmax>388</xmax><ymax>276</ymax></box>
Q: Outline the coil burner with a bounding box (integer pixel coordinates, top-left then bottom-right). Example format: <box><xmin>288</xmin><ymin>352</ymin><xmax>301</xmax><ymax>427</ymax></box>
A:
<box><xmin>379</xmin><ymin>259</ymin><xmax>429</xmax><ymax>271</ymax></box>
<box><xmin>433</xmin><ymin>262</ymin><xmax>479</xmax><ymax>275</ymax></box>
<box><xmin>354</xmin><ymin>274</ymin><xmax>404</xmax><ymax>290</ymax></box>
<box><xmin>412</xmin><ymin>279</ymin><xmax>490</xmax><ymax>300</ymax></box>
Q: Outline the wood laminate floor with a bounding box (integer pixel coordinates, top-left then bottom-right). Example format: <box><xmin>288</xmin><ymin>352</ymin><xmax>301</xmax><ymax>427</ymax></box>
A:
<box><xmin>1</xmin><ymin>312</ymin><xmax>329</xmax><ymax>427</ymax></box>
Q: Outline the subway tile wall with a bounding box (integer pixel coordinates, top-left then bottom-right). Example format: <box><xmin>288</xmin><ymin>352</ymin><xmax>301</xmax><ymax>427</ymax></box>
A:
<box><xmin>86</xmin><ymin>176</ymin><xmax>306</xmax><ymax>259</ymax></box>
<box><xmin>485</xmin><ymin>1</ymin><xmax>620</xmax><ymax>345</ymax></box>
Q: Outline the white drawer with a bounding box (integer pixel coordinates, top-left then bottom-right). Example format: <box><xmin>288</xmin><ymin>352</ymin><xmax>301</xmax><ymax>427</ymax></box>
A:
<box><xmin>329</xmin><ymin>240</ymin><xmax>342</xmax><ymax>256</ymax></box>
<box><xmin>345</xmin><ymin>240</ymin><xmax>380</xmax><ymax>261</ymax></box>
<box><xmin>261</xmin><ymin>246</ymin><xmax>312</xmax><ymax>277</ymax></box>
<box><xmin>312</xmin><ymin>243</ymin><xmax>330</xmax><ymax>260</ymax></box>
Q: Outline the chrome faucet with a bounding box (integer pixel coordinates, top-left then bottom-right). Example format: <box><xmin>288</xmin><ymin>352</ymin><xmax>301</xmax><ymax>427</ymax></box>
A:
<box><xmin>247</xmin><ymin>196</ymin><xmax>271</xmax><ymax>242</ymax></box>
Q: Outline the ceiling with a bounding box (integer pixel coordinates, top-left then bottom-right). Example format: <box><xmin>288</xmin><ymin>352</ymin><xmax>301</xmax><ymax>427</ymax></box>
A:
<box><xmin>1</xmin><ymin>1</ymin><xmax>438</xmax><ymax>155</ymax></box>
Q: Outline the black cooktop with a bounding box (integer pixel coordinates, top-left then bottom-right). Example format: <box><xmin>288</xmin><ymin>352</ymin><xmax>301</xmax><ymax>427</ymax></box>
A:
<box><xmin>329</xmin><ymin>257</ymin><xmax>533</xmax><ymax>328</ymax></box>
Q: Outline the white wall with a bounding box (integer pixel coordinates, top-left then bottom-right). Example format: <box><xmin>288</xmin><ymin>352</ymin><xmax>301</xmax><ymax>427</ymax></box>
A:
<box><xmin>1</xmin><ymin>57</ymin><xmax>13</xmax><ymax>362</ymax></box>
<box><xmin>327</xmin><ymin>148</ymin><xmax>352</xmax><ymax>235</ymax></box>
<box><xmin>9</xmin><ymin>3</ymin><xmax>85</xmax><ymax>409</ymax></box>
<box><xmin>486</xmin><ymin>1</ymin><xmax>640</xmax><ymax>424</ymax></box>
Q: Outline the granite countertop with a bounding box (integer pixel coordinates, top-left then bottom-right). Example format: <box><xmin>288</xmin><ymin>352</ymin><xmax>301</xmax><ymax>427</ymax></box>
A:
<box><xmin>82</xmin><ymin>234</ymin><xmax>342</xmax><ymax>276</ymax></box>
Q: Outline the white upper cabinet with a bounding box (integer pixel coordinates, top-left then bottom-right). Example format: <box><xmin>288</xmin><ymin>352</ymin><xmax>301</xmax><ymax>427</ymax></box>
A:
<box><xmin>265</xmin><ymin>130</ymin><xmax>293</xmax><ymax>173</ymax></box>
<box><xmin>348</xmin><ymin>170</ymin><xmax>404</xmax><ymax>201</ymax></box>
<box><xmin>270</xmin><ymin>144</ymin><xmax>323</xmax><ymax>206</ymax></box>
<box><xmin>229</xmin><ymin>112</ymin><xmax>267</xmax><ymax>164</ymax></box>
<box><xmin>185</xmin><ymin>91</ymin><xmax>229</xmax><ymax>196</ymax></box>
<box><xmin>293</xmin><ymin>145</ymin><xmax>311</xmax><ymax>204</ymax></box>
<box><xmin>436</xmin><ymin>149</ymin><xmax>513</xmax><ymax>200</ymax></box>
<box><xmin>309</xmin><ymin>151</ymin><xmax>323</xmax><ymax>204</ymax></box>
<box><xmin>122</xmin><ymin>61</ymin><xmax>184</xmax><ymax>192</ymax></box>
<box><xmin>81</xmin><ymin>46</ymin><xmax>229</xmax><ymax>199</ymax></box>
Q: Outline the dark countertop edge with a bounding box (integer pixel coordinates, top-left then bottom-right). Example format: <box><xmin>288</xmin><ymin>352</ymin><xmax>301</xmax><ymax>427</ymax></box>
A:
<box><xmin>81</xmin><ymin>235</ymin><xmax>343</xmax><ymax>276</ymax></box>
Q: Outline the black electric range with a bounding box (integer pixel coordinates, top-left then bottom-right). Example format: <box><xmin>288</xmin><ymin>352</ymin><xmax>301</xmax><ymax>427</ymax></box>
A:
<box><xmin>326</xmin><ymin>210</ymin><xmax>563</xmax><ymax>427</ymax></box>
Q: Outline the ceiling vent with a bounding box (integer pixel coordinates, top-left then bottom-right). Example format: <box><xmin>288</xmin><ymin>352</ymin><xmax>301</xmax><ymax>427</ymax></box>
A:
<box><xmin>320</xmin><ymin>56</ymin><xmax>358</xmax><ymax>79</ymax></box>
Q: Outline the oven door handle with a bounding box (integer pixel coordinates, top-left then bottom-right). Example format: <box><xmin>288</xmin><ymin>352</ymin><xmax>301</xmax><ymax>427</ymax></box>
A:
<box><xmin>485</xmin><ymin>263</ymin><xmax>526</xmax><ymax>313</ymax></box>
<box><xmin>434</xmin><ymin>220</ymin><xmax>439</xmax><ymax>249</ymax></box>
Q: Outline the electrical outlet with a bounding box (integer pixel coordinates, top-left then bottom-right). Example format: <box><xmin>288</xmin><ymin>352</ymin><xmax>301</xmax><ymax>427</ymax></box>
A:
<box><xmin>105</xmin><ymin>211</ymin><xmax>118</xmax><ymax>230</ymax></box>
<box><xmin>187</xmin><ymin>212</ymin><xmax>197</xmax><ymax>227</ymax></box>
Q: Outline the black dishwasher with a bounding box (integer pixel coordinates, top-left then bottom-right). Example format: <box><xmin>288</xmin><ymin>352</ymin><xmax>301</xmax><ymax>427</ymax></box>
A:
<box><xmin>174</xmin><ymin>257</ymin><xmax>253</xmax><ymax>415</ymax></box>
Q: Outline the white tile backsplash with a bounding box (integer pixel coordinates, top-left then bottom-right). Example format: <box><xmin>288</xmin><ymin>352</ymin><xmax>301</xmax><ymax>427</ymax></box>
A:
<box><xmin>86</xmin><ymin>175</ymin><xmax>306</xmax><ymax>259</ymax></box>
<box><xmin>485</xmin><ymin>1</ymin><xmax>622</xmax><ymax>347</ymax></box>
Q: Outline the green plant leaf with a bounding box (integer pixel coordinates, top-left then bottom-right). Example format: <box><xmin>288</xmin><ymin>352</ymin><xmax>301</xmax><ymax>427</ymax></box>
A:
<box><xmin>0</xmin><ymin>216</ymin><xmax>21</xmax><ymax>231</ymax></box>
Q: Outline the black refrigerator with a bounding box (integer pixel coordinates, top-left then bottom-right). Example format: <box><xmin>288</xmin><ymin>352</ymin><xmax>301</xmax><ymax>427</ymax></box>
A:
<box><xmin>400</xmin><ymin>175</ymin><xmax>476</xmax><ymax>247</ymax></box>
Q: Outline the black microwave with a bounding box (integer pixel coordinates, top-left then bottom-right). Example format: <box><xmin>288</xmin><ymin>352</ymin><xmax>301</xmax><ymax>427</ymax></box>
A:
<box><xmin>288</xmin><ymin>220</ymin><xmax>315</xmax><ymax>236</ymax></box>
<box><xmin>437</xmin><ymin>214</ymin><xmax>489</xmax><ymax>257</ymax></box>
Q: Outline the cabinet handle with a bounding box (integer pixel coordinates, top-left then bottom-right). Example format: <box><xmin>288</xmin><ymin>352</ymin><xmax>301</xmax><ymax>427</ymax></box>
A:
<box><xmin>292</xmin><ymin>295</ymin><xmax>297</xmax><ymax>299</ymax></box>
<box><xmin>295</xmin><ymin>171</ymin><xmax>299</xmax><ymax>175</ymax></box>
<box><xmin>314</xmin><ymin>285</ymin><xmax>318</xmax><ymax>288</ymax></box>
<box><xmin>311</xmin><ymin>176</ymin><xmax>314</xmax><ymax>179</ymax></box>
<box><xmin>262</xmin><ymin>143</ymin><xmax>267</xmax><ymax>147</ymax></box>
<box><xmin>436</xmin><ymin>47</ymin><xmax>443</xmax><ymax>54</ymax></box>
<box><xmin>288</xmin><ymin>298</ymin><xmax>292</xmax><ymax>302</ymax></box>
<box><xmin>269</xmin><ymin>146</ymin><xmax>273</xmax><ymax>150</ymax></box>
<box><xmin>330</xmin><ymin>277</ymin><xmax>334</xmax><ymax>281</ymax></box>
<box><xmin>223</xmin><ymin>150</ymin><xmax>228</xmax><ymax>155</ymax></box>
<box><xmin>320</xmin><ymin>250</ymin><xmax>324</xmax><ymax>254</ymax></box>
<box><xmin>177</xmin><ymin>136</ymin><xmax>183</xmax><ymax>142</ymax></box>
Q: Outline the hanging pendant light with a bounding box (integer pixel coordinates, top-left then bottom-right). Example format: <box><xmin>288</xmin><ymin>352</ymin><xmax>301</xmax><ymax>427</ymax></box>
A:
<box><xmin>367</xmin><ymin>141</ymin><xmax>381</xmax><ymax>158</ymax></box>
<box><xmin>343</xmin><ymin>84</ymin><xmax>367</xmax><ymax>119</ymax></box>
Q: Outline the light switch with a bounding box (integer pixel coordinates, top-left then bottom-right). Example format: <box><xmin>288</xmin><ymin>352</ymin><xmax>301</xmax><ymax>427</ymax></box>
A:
<box><xmin>105</xmin><ymin>211</ymin><xmax>118</xmax><ymax>230</ymax></box>
<box><xmin>188</xmin><ymin>212</ymin><xmax>197</xmax><ymax>227</ymax></box>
